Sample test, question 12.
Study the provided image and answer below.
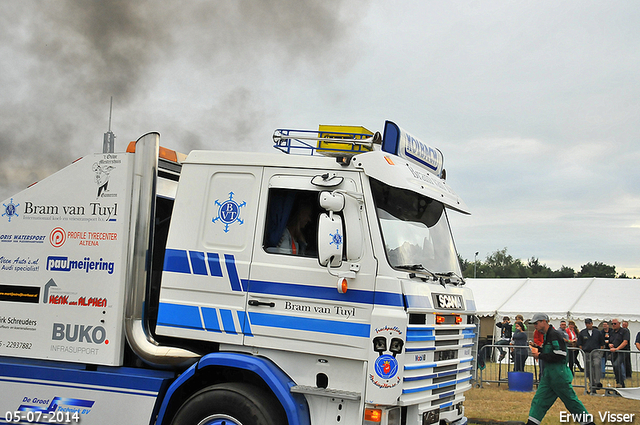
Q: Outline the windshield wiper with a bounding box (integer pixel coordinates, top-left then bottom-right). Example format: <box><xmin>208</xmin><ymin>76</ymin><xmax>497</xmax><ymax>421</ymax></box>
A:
<box><xmin>396</xmin><ymin>265</ymin><xmax>466</xmax><ymax>287</ymax></box>
<box><xmin>434</xmin><ymin>271</ymin><xmax>466</xmax><ymax>286</ymax></box>
<box><xmin>396</xmin><ymin>264</ymin><xmax>426</xmax><ymax>271</ymax></box>
<box><xmin>396</xmin><ymin>264</ymin><xmax>437</xmax><ymax>280</ymax></box>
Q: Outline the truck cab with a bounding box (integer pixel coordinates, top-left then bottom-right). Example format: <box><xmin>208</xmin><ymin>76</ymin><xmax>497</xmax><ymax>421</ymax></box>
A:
<box><xmin>150</xmin><ymin>121</ymin><xmax>474</xmax><ymax>424</ymax></box>
<box><xmin>0</xmin><ymin>121</ymin><xmax>475</xmax><ymax>425</ymax></box>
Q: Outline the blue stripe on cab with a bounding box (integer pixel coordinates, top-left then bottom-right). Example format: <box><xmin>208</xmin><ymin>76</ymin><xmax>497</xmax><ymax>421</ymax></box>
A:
<box><xmin>189</xmin><ymin>251</ymin><xmax>208</xmax><ymax>276</ymax></box>
<box><xmin>404</xmin><ymin>294</ymin><xmax>432</xmax><ymax>309</ymax></box>
<box><xmin>374</xmin><ymin>290</ymin><xmax>404</xmax><ymax>307</ymax></box>
<box><xmin>201</xmin><ymin>307</ymin><xmax>221</xmax><ymax>332</ymax></box>
<box><xmin>224</xmin><ymin>255</ymin><xmax>242</xmax><ymax>291</ymax></box>
<box><xmin>406</xmin><ymin>335</ymin><xmax>436</xmax><ymax>342</ymax></box>
<box><xmin>157</xmin><ymin>303</ymin><xmax>202</xmax><ymax>330</ymax></box>
<box><xmin>162</xmin><ymin>249</ymin><xmax>409</xmax><ymax>309</ymax></box>
<box><xmin>407</xmin><ymin>329</ymin><xmax>433</xmax><ymax>336</ymax></box>
<box><xmin>246</xmin><ymin>280</ymin><xmax>404</xmax><ymax>307</ymax></box>
<box><xmin>207</xmin><ymin>252</ymin><xmax>223</xmax><ymax>277</ymax></box>
<box><xmin>249</xmin><ymin>312</ymin><xmax>370</xmax><ymax>338</ymax></box>
<box><xmin>237</xmin><ymin>310</ymin><xmax>253</xmax><ymax>336</ymax></box>
<box><xmin>164</xmin><ymin>249</ymin><xmax>191</xmax><ymax>274</ymax></box>
<box><xmin>220</xmin><ymin>309</ymin><xmax>237</xmax><ymax>334</ymax></box>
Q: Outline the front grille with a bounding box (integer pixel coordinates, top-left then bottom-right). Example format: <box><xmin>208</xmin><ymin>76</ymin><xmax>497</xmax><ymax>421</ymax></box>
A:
<box><xmin>432</xmin><ymin>395</ymin><xmax>455</xmax><ymax>406</ymax></box>
<box><xmin>432</xmin><ymin>384</ymin><xmax>456</xmax><ymax>395</ymax></box>
<box><xmin>435</xmin><ymin>329</ymin><xmax>458</xmax><ymax>336</ymax></box>
<box><xmin>435</xmin><ymin>340</ymin><xmax>459</xmax><ymax>347</ymax></box>
<box><xmin>433</xmin><ymin>375</ymin><xmax>456</xmax><ymax>384</ymax></box>
<box><xmin>401</xmin><ymin>322</ymin><xmax>475</xmax><ymax>405</ymax></box>
<box><xmin>434</xmin><ymin>364</ymin><xmax>457</xmax><ymax>373</ymax></box>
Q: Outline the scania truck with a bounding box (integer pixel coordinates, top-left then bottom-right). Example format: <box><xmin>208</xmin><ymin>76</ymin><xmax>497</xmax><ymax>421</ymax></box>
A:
<box><xmin>0</xmin><ymin>120</ymin><xmax>476</xmax><ymax>425</ymax></box>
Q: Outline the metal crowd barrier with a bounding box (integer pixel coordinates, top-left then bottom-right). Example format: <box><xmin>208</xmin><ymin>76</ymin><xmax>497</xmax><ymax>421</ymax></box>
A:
<box><xmin>586</xmin><ymin>348</ymin><xmax>639</xmax><ymax>395</ymax></box>
<box><xmin>474</xmin><ymin>345</ymin><xmax>639</xmax><ymax>396</ymax></box>
<box><xmin>475</xmin><ymin>344</ymin><xmax>542</xmax><ymax>389</ymax></box>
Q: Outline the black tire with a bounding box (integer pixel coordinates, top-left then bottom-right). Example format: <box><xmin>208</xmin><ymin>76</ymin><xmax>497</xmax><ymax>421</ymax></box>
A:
<box><xmin>170</xmin><ymin>382</ymin><xmax>287</xmax><ymax>425</ymax></box>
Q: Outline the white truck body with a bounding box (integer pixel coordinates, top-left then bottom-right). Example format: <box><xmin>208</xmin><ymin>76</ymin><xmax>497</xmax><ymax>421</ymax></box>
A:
<box><xmin>1</xmin><ymin>121</ymin><xmax>475</xmax><ymax>425</ymax></box>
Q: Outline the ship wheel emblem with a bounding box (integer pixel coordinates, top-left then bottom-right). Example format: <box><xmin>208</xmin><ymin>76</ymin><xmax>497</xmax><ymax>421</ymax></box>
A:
<box><xmin>329</xmin><ymin>228</ymin><xmax>343</xmax><ymax>250</ymax></box>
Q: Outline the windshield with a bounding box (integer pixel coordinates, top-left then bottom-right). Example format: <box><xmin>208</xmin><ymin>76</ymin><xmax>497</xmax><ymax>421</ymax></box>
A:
<box><xmin>370</xmin><ymin>178</ymin><xmax>461</xmax><ymax>276</ymax></box>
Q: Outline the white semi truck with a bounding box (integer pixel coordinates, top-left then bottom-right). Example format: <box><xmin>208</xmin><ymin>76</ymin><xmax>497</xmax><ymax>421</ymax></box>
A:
<box><xmin>0</xmin><ymin>121</ymin><xmax>476</xmax><ymax>425</ymax></box>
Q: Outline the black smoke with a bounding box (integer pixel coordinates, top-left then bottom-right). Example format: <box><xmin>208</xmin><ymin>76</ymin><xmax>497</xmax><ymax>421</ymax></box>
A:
<box><xmin>0</xmin><ymin>0</ymin><xmax>365</xmax><ymax>199</ymax></box>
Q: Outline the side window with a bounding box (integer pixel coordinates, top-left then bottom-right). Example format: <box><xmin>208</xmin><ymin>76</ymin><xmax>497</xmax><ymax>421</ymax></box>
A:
<box><xmin>263</xmin><ymin>189</ymin><xmax>323</xmax><ymax>257</ymax></box>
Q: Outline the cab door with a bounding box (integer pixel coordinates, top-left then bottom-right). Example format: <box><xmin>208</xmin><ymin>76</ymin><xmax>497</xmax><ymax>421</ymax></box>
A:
<box><xmin>246</xmin><ymin>169</ymin><xmax>377</xmax><ymax>359</ymax></box>
<box><xmin>157</xmin><ymin>163</ymin><xmax>261</xmax><ymax>345</ymax></box>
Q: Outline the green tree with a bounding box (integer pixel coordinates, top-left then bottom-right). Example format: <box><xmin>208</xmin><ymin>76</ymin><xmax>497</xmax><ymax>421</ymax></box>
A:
<box><xmin>551</xmin><ymin>265</ymin><xmax>576</xmax><ymax>278</ymax></box>
<box><xmin>458</xmin><ymin>249</ymin><xmax>621</xmax><ymax>279</ymax></box>
<box><xmin>482</xmin><ymin>248</ymin><xmax>528</xmax><ymax>278</ymax></box>
<box><xmin>458</xmin><ymin>253</ymin><xmax>471</xmax><ymax>276</ymax></box>
<box><xmin>459</xmin><ymin>253</ymin><xmax>482</xmax><ymax>278</ymax></box>
<box><xmin>527</xmin><ymin>257</ymin><xmax>553</xmax><ymax>278</ymax></box>
<box><xmin>576</xmin><ymin>261</ymin><xmax>616</xmax><ymax>278</ymax></box>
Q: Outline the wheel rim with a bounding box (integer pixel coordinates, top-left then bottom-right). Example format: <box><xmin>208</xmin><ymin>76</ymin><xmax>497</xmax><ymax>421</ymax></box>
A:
<box><xmin>197</xmin><ymin>414</ymin><xmax>243</xmax><ymax>425</ymax></box>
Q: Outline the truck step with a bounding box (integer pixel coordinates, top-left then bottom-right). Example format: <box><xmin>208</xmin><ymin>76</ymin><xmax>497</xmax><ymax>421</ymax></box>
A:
<box><xmin>290</xmin><ymin>385</ymin><xmax>361</xmax><ymax>401</ymax></box>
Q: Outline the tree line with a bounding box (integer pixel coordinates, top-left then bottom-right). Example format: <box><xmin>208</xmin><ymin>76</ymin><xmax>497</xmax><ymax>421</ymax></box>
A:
<box><xmin>459</xmin><ymin>248</ymin><xmax>635</xmax><ymax>279</ymax></box>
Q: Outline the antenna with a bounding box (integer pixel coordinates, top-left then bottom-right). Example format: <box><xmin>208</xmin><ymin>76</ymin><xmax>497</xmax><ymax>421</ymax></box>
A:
<box><xmin>103</xmin><ymin>97</ymin><xmax>116</xmax><ymax>153</ymax></box>
<box><xmin>108</xmin><ymin>96</ymin><xmax>113</xmax><ymax>132</ymax></box>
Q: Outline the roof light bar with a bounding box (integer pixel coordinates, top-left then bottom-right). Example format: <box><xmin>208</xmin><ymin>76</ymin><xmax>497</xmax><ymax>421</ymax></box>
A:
<box><xmin>273</xmin><ymin>127</ymin><xmax>381</xmax><ymax>158</ymax></box>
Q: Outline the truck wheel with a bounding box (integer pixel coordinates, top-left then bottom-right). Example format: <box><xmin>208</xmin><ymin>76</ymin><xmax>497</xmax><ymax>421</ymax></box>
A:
<box><xmin>170</xmin><ymin>382</ymin><xmax>286</xmax><ymax>425</ymax></box>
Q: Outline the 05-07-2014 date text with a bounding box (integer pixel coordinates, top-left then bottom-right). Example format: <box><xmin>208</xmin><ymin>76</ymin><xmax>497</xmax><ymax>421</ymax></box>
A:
<box><xmin>5</xmin><ymin>410</ymin><xmax>81</xmax><ymax>423</ymax></box>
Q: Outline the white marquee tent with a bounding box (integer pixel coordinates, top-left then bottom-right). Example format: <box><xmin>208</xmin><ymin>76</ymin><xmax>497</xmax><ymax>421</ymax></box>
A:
<box><xmin>466</xmin><ymin>277</ymin><xmax>640</xmax><ymax>322</ymax></box>
<box><xmin>466</xmin><ymin>278</ymin><xmax>640</xmax><ymax>356</ymax></box>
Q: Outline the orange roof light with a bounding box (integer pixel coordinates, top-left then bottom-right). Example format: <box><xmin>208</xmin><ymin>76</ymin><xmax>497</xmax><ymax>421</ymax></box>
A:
<box><xmin>125</xmin><ymin>141</ymin><xmax>180</xmax><ymax>164</ymax></box>
<box><xmin>159</xmin><ymin>146</ymin><xmax>178</xmax><ymax>163</ymax></box>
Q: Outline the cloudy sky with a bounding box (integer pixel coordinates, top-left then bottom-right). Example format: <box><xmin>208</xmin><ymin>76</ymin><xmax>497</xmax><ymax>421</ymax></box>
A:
<box><xmin>2</xmin><ymin>1</ymin><xmax>639</xmax><ymax>276</ymax></box>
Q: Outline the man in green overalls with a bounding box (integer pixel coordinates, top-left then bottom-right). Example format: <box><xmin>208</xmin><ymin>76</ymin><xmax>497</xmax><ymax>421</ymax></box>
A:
<box><xmin>526</xmin><ymin>313</ymin><xmax>595</xmax><ymax>425</ymax></box>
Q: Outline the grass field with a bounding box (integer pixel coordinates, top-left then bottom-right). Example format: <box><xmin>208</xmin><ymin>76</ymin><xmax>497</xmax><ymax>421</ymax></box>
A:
<box><xmin>466</xmin><ymin>376</ymin><xmax>640</xmax><ymax>424</ymax></box>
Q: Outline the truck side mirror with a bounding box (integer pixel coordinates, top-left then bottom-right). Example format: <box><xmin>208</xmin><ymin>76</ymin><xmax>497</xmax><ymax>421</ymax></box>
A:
<box><xmin>318</xmin><ymin>213</ymin><xmax>343</xmax><ymax>267</ymax></box>
<box><xmin>319</xmin><ymin>190</ymin><xmax>364</xmax><ymax>261</ymax></box>
<box><xmin>319</xmin><ymin>191</ymin><xmax>345</xmax><ymax>212</ymax></box>
<box><xmin>342</xmin><ymin>195</ymin><xmax>363</xmax><ymax>260</ymax></box>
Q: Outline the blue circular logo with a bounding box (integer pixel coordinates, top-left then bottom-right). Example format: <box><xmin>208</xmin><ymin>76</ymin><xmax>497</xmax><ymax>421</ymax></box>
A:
<box><xmin>374</xmin><ymin>354</ymin><xmax>398</xmax><ymax>380</ymax></box>
<box><xmin>212</xmin><ymin>192</ymin><xmax>246</xmax><ymax>233</ymax></box>
<box><xmin>3</xmin><ymin>198</ymin><xmax>20</xmax><ymax>222</ymax></box>
<box><xmin>219</xmin><ymin>200</ymin><xmax>239</xmax><ymax>224</ymax></box>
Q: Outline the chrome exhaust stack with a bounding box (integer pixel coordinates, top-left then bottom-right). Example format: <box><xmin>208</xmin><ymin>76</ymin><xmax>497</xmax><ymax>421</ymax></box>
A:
<box><xmin>124</xmin><ymin>132</ymin><xmax>199</xmax><ymax>368</ymax></box>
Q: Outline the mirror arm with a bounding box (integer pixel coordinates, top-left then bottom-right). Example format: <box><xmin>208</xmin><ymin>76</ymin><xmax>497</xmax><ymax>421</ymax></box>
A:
<box><xmin>331</xmin><ymin>189</ymin><xmax>364</xmax><ymax>204</ymax></box>
<box><xmin>326</xmin><ymin>257</ymin><xmax>339</xmax><ymax>277</ymax></box>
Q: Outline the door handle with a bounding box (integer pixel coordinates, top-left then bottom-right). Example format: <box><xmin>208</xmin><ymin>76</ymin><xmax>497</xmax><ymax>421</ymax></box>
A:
<box><xmin>248</xmin><ymin>300</ymin><xmax>275</xmax><ymax>307</ymax></box>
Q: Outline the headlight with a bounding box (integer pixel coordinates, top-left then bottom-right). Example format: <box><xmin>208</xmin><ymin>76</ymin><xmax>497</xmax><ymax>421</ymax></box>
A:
<box><xmin>389</xmin><ymin>338</ymin><xmax>404</xmax><ymax>356</ymax></box>
<box><xmin>387</xmin><ymin>407</ymin><xmax>401</xmax><ymax>425</ymax></box>
<box><xmin>423</xmin><ymin>409</ymin><xmax>440</xmax><ymax>425</ymax></box>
